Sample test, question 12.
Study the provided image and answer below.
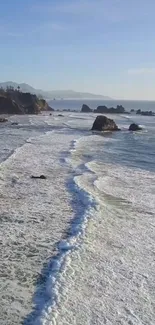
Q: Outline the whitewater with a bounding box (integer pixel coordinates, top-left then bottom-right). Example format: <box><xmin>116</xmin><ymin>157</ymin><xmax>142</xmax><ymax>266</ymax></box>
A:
<box><xmin>0</xmin><ymin>112</ymin><xmax>155</xmax><ymax>325</ymax></box>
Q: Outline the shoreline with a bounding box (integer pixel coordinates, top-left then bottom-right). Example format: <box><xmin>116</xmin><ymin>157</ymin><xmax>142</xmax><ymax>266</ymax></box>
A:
<box><xmin>0</xmin><ymin>116</ymin><xmax>77</xmax><ymax>324</ymax></box>
<box><xmin>0</xmin><ymin>112</ymin><xmax>155</xmax><ymax>324</ymax></box>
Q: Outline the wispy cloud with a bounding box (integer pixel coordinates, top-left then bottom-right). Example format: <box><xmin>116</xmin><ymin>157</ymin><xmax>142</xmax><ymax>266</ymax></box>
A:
<box><xmin>0</xmin><ymin>21</ymin><xmax>65</xmax><ymax>41</ymax></box>
<box><xmin>32</xmin><ymin>0</ymin><xmax>155</xmax><ymax>23</ymax></box>
<box><xmin>33</xmin><ymin>0</ymin><xmax>97</xmax><ymax>15</ymax></box>
<box><xmin>50</xmin><ymin>0</ymin><xmax>100</xmax><ymax>15</ymax></box>
<box><xmin>0</xmin><ymin>24</ymin><xmax>24</xmax><ymax>38</ymax></box>
<box><xmin>128</xmin><ymin>68</ymin><xmax>155</xmax><ymax>75</ymax></box>
<box><xmin>49</xmin><ymin>23</ymin><xmax>66</xmax><ymax>31</ymax></box>
<box><xmin>7</xmin><ymin>32</ymin><xmax>24</xmax><ymax>37</ymax></box>
<box><xmin>32</xmin><ymin>0</ymin><xmax>123</xmax><ymax>22</ymax></box>
<box><xmin>34</xmin><ymin>22</ymin><xmax>66</xmax><ymax>34</ymax></box>
<box><xmin>30</xmin><ymin>22</ymin><xmax>67</xmax><ymax>42</ymax></box>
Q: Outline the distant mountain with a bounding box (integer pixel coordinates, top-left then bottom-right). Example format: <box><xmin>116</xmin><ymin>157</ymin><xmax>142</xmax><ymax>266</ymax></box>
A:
<box><xmin>0</xmin><ymin>81</ymin><xmax>112</xmax><ymax>100</ymax></box>
<box><xmin>0</xmin><ymin>81</ymin><xmax>42</xmax><ymax>95</ymax></box>
<box><xmin>46</xmin><ymin>90</ymin><xmax>112</xmax><ymax>100</ymax></box>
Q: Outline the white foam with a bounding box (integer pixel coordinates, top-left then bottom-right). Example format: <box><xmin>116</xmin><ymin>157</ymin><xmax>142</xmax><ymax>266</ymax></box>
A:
<box><xmin>87</xmin><ymin>161</ymin><xmax>155</xmax><ymax>213</ymax></box>
<box><xmin>0</xmin><ymin>114</ymin><xmax>92</xmax><ymax>325</ymax></box>
<box><xmin>54</xmin><ymin>164</ymin><xmax>155</xmax><ymax>325</ymax></box>
<box><xmin>1</xmin><ymin>113</ymin><xmax>155</xmax><ymax>325</ymax></box>
<box><xmin>49</xmin><ymin>119</ymin><xmax>155</xmax><ymax>325</ymax></box>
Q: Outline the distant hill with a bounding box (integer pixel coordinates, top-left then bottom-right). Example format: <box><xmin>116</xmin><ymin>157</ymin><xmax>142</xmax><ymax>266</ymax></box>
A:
<box><xmin>0</xmin><ymin>81</ymin><xmax>112</xmax><ymax>100</ymax></box>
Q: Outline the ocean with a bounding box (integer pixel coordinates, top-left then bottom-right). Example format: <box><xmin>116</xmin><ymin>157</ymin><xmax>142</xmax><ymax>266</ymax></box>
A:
<box><xmin>0</xmin><ymin>110</ymin><xmax>155</xmax><ymax>325</ymax></box>
<box><xmin>48</xmin><ymin>99</ymin><xmax>155</xmax><ymax>113</ymax></box>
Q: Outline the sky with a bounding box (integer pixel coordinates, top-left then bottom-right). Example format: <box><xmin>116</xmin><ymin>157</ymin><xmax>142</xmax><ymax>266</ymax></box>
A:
<box><xmin>0</xmin><ymin>0</ymin><xmax>155</xmax><ymax>100</ymax></box>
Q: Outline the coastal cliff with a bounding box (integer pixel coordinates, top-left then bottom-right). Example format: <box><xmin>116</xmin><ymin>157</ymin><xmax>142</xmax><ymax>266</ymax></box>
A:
<box><xmin>0</xmin><ymin>87</ymin><xmax>53</xmax><ymax>115</ymax></box>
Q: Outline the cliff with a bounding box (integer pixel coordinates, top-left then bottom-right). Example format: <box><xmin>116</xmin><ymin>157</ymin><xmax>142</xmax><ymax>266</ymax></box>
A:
<box><xmin>0</xmin><ymin>96</ymin><xmax>22</xmax><ymax>114</ymax></box>
<box><xmin>38</xmin><ymin>98</ymin><xmax>54</xmax><ymax>111</ymax></box>
<box><xmin>0</xmin><ymin>87</ymin><xmax>53</xmax><ymax>115</ymax></box>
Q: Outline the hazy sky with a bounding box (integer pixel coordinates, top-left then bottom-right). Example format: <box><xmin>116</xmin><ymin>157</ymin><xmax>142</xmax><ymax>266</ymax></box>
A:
<box><xmin>0</xmin><ymin>0</ymin><xmax>155</xmax><ymax>99</ymax></box>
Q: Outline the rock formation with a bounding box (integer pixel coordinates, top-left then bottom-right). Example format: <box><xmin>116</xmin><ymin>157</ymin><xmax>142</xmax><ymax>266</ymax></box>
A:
<box><xmin>94</xmin><ymin>105</ymin><xmax>125</xmax><ymax>114</ymax></box>
<box><xmin>136</xmin><ymin>109</ymin><xmax>155</xmax><ymax>116</ymax></box>
<box><xmin>141</xmin><ymin>111</ymin><xmax>154</xmax><ymax>116</ymax></box>
<box><xmin>129</xmin><ymin>123</ymin><xmax>142</xmax><ymax>131</ymax></box>
<box><xmin>81</xmin><ymin>104</ymin><xmax>92</xmax><ymax>112</ymax></box>
<box><xmin>92</xmin><ymin>115</ymin><xmax>120</xmax><ymax>131</ymax></box>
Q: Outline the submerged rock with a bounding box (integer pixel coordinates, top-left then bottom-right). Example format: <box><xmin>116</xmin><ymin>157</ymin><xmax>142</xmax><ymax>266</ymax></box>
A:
<box><xmin>129</xmin><ymin>123</ymin><xmax>142</xmax><ymax>131</ymax></box>
<box><xmin>92</xmin><ymin>115</ymin><xmax>120</xmax><ymax>131</ymax></box>
<box><xmin>31</xmin><ymin>175</ymin><xmax>46</xmax><ymax>179</ymax></box>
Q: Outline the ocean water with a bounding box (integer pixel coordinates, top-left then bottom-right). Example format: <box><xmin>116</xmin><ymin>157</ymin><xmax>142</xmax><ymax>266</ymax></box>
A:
<box><xmin>0</xmin><ymin>112</ymin><xmax>155</xmax><ymax>325</ymax></box>
<box><xmin>48</xmin><ymin>99</ymin><xmax>155</xmax><ymax>113</ymax></box>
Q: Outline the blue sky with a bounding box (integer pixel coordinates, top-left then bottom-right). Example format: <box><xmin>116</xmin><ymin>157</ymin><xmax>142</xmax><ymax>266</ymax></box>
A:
<box><xmin>0</xmin><ymin>0</ymin><xmax>155</xmax><ymax>99</ymax></box>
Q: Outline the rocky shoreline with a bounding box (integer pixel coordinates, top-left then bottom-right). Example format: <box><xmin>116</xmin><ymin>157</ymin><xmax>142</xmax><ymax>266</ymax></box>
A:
<box><xmin>81</xmin><ymin>103</ymin><xmax>126</xmax><ymax>114</ymax></box>
<box><xmin>81</xmin><ymin>103</ymin><xmax>155</xmax><ymax>116</ymax></box>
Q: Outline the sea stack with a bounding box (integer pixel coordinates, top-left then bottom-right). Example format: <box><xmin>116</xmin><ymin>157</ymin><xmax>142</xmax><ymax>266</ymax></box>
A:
<box><xmin>92</xmin><ymin>115</ymin><xmax>120</xmax><ymax>131</ymax></box>
<box><xmin>81</xmin><ymin>104</ymin><xmax>92</xmax><ymax>112</ymax></box>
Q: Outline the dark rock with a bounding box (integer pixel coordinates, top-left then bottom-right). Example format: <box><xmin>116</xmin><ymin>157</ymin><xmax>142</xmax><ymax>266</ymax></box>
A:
<box><xmin>0</xmin><ymin>96</ymin><xmax>21</xmax><ymax>114</ymax></box>
<box><xmin>81</xmin><ymin>104</ymin><xmax>92</xmax><ymax>112</ymax></box>
<box><xmin>129</xmin><ymin>123</ymin><xmax>142</xmax><ymax>131</ymax></box>
<box><xmin>141</xmin><ymin>110</ymin><xmax>155</xmax><ymax>116</ymax></box>
<box><xmin>92</xmin><ymin>115</ymin><xmax>120</xmax><ymax>132</ymax></box>
<box><xmin>136</xmin><ymin>109</ymin><xmax>154</xmax><ymax>116</ymax></box>
<box><xmin>63</xmin><ymin>109</ymin><xmax>70</xmax><ymax>112</ymax></box>
<box><xmin>94</xmin><ymin>105</ymin><xmax>108</xmax><ymax>113</ymax></box>
<box><xmin>31</xmin><ymin>175</ymin><xmax>47</xmax><ymax>179</ymax></box>
<box><xmin>136</xmin><ymin>109</ymin><xmax>141</xmax><ymax>115</ymax></box>
<box><xmin>11</xmin><ymin>122</ymin><xmax>18</xmax><ymax>125</ymax></box>
<box><xmin>116</xmin><ymin>105</ymin><xmax>125</xmax><ymax>113</ymax></box>
<box><xmin>58</xmin><ymin>114</ymin><xmax>64</xmax><ymax>117</ymax></box>
<box><xmin>94</xmin><ymin>105</ymin><xmax>125</xmax><ymax>114</ymax></box>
